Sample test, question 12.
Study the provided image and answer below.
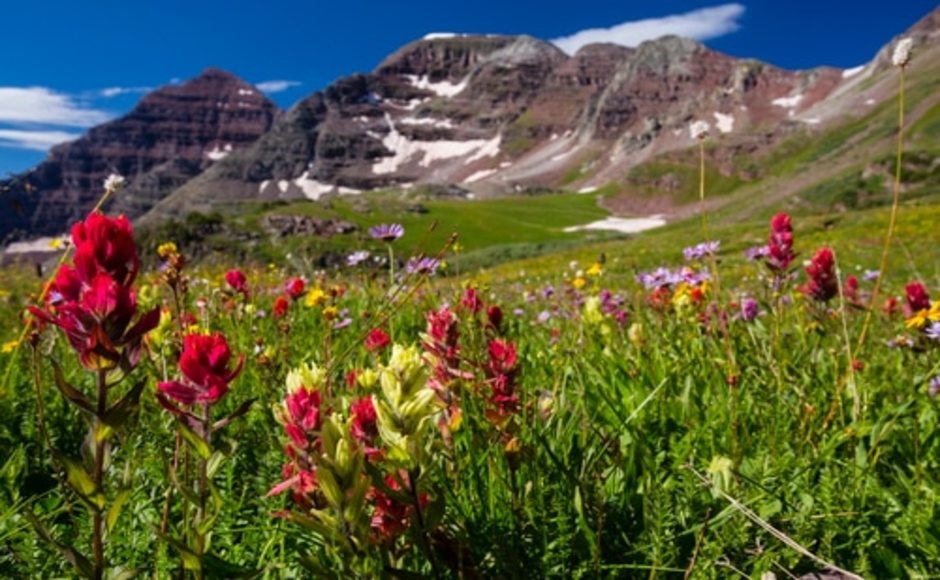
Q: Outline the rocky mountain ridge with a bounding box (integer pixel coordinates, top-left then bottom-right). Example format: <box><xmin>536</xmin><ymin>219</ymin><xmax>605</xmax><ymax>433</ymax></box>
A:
<box><xmin>2</xmin><ymin>6</ymin><xmax>938</xmax><ymax>241</ymax></box>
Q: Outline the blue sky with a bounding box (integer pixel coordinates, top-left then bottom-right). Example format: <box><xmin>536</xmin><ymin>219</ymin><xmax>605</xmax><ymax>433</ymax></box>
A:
<box><xmin>0</xmin><ymin>0</ymin><xmax>934</xmax><ymax>175</ymax></box>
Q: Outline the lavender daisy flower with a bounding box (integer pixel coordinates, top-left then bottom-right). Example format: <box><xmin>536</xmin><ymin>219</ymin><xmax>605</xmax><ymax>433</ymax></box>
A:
<box><xmin>925</xmin><ymin>321</ymin><xmax>940</xmax><ymax>342</ymax></box>
<box><xmin>405</xmin><ymin>256</ymin><xmax>440</xmax><ymax>275</ymax></box>
<box><xmin>927</xmin><ymin>375</ymin><xmax>940</xmax><ymax>399</ymax></box>
<box><xmin>683</xmin><ymin>241</ymin><xmax>720</xmax><ymax>261</ymax></box>
<box><xmin>537</xmin><ymin>310</ymin><xmax>551</xmax><ymax>324</ymax></box>
<box><xmin>929</xmin><ymin>376</ymin><xmax>940</xmax><ymax>399</ymax></box>
<box><xmin>347</xmin><ymin>250</ymin><xmax>371</xmax><ymax>266</ymax></box>
<box><xmin>333</xmin><ymin>317</ymin><xmax>353</xmax><ymax>330</ymax></box>
<box><xmin>369</xmin><ymin>223</ymin><xmax>404</xmax><ymax>243</ymax></box>
<box><xmin>745</xmin><ymin>245</ymin><xmax>770</xmax><ymax>261</ymax></box>
<box><xmin>863</xmin><ymin>269</ymin><xmax>880</xmax><ymax>282</ymax></box>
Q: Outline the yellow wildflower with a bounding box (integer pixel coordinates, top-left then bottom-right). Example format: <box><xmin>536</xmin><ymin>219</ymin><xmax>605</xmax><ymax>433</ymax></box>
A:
<box><xmin>322</xmin><ymin>306</ymin><xmax>339</xmax><ymax>321</ymax></box>
<box><xmin>357</xmin><ymin>368</ymin><xmax>379</xmax><ymax>389</ymax></box>
<box><xmin>157</xmin><ymin>242</ymin><xmax>178</xmax><ymax>259</ymax></box>
<box><xmin>1</xmin><ymin>339</ymin><xmax>19</xmax><ymax>354</ymax></box>
<box><xmin>571</xmin><ymin>277</ymin><xmax>587</xmax><ymax>290</ymax></box>
<box><xmin>186</xmin><ymin>324</ymin><xmax>208</xmax><ymax>336</ymax></box>
<box><xmin>928</xmin><ymin>301</ymin><xmax>940</xmax><ymax>322</ymax></box>
<box><xmin>582</xmin><ymin>296</ymin><xmax>603</xmax><ymax>325</ymax></box>
<box><xmin>49</xmin><ymin>237</ymin><xmax>64</xmax><ymax>250</ymax></box>
<box><xmin>304</xmin><ymin>287</ymin><xmax>327</xmax><ymax>308</ymax></box>
<box><xmin>586</xmin><ymin>262</ymin><xmax>603</xmax><ymax>277</ymax></box>
<box><xmin>905</xmin><ymin>310</ymin><xmax>929</xmax><ymax>329</ymax></box>
<box><xmin>628</xmin><ymin>323</ymin><xmax>644</xmax><ymax>346</ymax></box>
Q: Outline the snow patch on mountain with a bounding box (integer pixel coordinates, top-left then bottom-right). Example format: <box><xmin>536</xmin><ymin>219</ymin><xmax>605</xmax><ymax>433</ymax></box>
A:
<box><xmin>372</xmin><ymin>114</ymin><xmax>501</xmax><ymax>174</ymax></box>
<box><xmin>404</xmin><ymin>75</ymin><xmax>468</xmax><ymax>98</ymax></box>
<box><xmin>842</xmin><ymin>65</ymin><xmax>865</xmax><ymax>78</ymax></box>
<box><xmin>772</xmin><ymin>93</ymin><xmax>803</xmax><ymax>108</ymax></box>
<box><xmin>713</xmin><ymin>112</ymin><xmax>734</xmax><ymax>133</ymax></box>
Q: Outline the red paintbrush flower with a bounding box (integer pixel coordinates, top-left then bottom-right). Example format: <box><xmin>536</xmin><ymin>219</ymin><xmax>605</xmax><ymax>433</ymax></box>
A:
<box><xmin>273</xmin><ymin>295</ymin><xmax>289</xmax><ymax>318</ymax></box>
<box><xmin>766</xmin><ymin>212</ymin><xmax>796</xmax><ymax>274</ymax></box>
<box><xmin>461</xmin><ymin>287</ymin><xmax>483</xmax><ymax>314</ymax></box>
<box><xmin>285</xmin><ymin>277</ymin><xmax>306</xmax><ymax>300</ymax></box>
<box><xmin>157</xmin><ymin>332</ymin><xmax>243</xmax><ymax>405</ymax></box>
<box><xmin>801</xmin><ymin>247</ymin><xmax>838</xmax><ymax>302</ymax></box>
<box><xmin>487</xmin><ymin>305</ymin><xmax>503</xmax><ymax>332</ymax></box>
<box><xmin>224</xmin><ymin>269</ymin><xmax>249</xmax><ymax>296</ymax></box>
<box><xmin>364</xmin><ymin>328</ymin><xmax>390</xmax><ymax>352</ymax></box>
<box><xmin>71</xmin><ymin>212</ymin><xmax>140</xmax><ymax>286</ymax></box>
<box><xmin>31</xmin><ymin>273</ymin><xmax>158</xmax><ymax>371</ymax></box>
<box><xmin>905</xmin><ymin>282</ymin><xmax>930</xmax><ymax>314</ymax></box>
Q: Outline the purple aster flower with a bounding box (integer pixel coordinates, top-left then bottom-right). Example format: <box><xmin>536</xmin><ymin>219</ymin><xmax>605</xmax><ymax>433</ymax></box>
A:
<box><xmin>925</xmin><ymin>321</ymin><xmax>940</xmax><ymax>342</ymax></box>
<box><xmin>930</xmin><ymin>376</ymin><xmax>940</xmax><ymax>399</ymax></box>
<box><xmin>369</xmin><ymin>223</ymin><xmax>405</xmax><ymax>243</ymax></box>
<box><xmin>347</xmin><ymin>250</ymin><xmax>371</xmax><ymax>266</ymax></box>
<box><xmin>512</xmin><ymin>308</ymin><xmax>525</xmax><ymax>316</ymax></box>
<box><xmin>745</xmin><ymin>245</ymin><xmax>770</xmax><ymax>261</ymax></box>
<box><xmin>537</xmin><ymin>310</ymin><xmax>551</xmax><ymax>324</ymax></box>
<box><xmin>541</xmin><ymin>284</ymin><xmax>555</xmax><ymax>299</ymax></box>
<box><xmin>863</xmin><ymin>269</ymin><xmax>880</xmax><ymax>282</ymax></box>
<box><xmin>683</xmin><ymin>241</ymin><xmax>720</xmax><ymax>261</ymax></box>
<box><xmin>405</xmin><ymin>256</ymin><xmax>440</xmax><ymax>275</ymax></box>
<box><xmin>333</xmin><ymin>317</ymin><xmax>353</xmax><ymax>330</ymax></box>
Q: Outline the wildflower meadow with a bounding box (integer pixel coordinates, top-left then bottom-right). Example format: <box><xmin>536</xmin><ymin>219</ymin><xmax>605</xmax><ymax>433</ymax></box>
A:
<box><xmin>0</xmin><ymin>37</ymin><xmax>938</xmax><ymax>579</ymax></box>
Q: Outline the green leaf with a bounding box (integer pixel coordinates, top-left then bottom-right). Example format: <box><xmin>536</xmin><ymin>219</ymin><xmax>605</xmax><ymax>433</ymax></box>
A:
<box><xmin>24</xmin><ymin>510</ymin><xmax>95</xmax><ymax>578</ymax></box>
<box><xmin>202</xmin><ymin>554</ymin><xmax>263</xmax><ymax>579</ymax></box>
<box><xmin>206</xmin><ymin>451</ymin><xmax>226</xmax><ymax>479</ymax></box>
<box><xmin>55</xmin><ymin>452</ymin><xmax>105</xmax><ymax>511</ymax></box>
<box><xmin>50</xmin><ymin>359</ymin><xmax>94</xmax><ymax>415</ymax></box>
<box><xmin>287</xmin><ymin>511</ymin><xmax>342</xmax><ymax>543</ymax></box>
<box><xmin>423</xmin><ymin>491</ymin><xmax>446</xmax><ymax>531</ymax></box>
<box><xmin>107</xmin><ymin>489</ymin><xmax>131</xmax><ymax>532</ymax></box>
<box><xmin>212</xmin><ymin>398</ymin><xmax>255</xmax><ymax>432</ymax></box>
<box><xmin>573</xmin><ymin>486</ymin><xmax>599</xmax><ymax>560</ymax></box>
<box><xmin>102</xmin><ymin>380</ymin><xmax>146</xmax><ymax>431</ymax></box>
<box><xmin>108</xmin><ymin>567</ymin><xmax>145</xmax><ymax>580</ymax></box>
<box><xmin>178</xmin><ymin>422</ymin><xmax>211</xmax><ymax>460</ymax></box>
<box><xmin>155</xmin><ymin>530</ymin><xmax>202</xmax><ymax>571</ymax></box>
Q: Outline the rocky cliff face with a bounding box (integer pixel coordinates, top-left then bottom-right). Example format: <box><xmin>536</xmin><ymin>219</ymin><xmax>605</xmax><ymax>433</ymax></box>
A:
<box><xmin>5</xmin><ymin>6</ymin><xmax>938</xmax><ymax>236</ymax></box>
<box><xmin>0</xmin><ymin>68</ymin><xmax>277</xmax><ymax>241</ymax></box>
<box><xmin>148</xmin><ymin>31</ymin><xmax>856</xmax><ymax>219</ymax></box>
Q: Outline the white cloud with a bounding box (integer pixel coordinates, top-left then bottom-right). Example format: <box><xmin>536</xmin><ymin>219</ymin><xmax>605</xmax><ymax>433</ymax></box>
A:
<box><xmin>551</xmin><ymin>3</ymin><xmax>746</xmax><ymax>55</ymax></box>
<box><xmin>98</xmin><ymin>86</ymin><xmax>152</xmax><ymax>98</ymax></box>
<box><xmin>255</xmin><ymin>80</ymin><xmax>302</xmax><ymax>93</ymax></box>
<box><xmin>0</xmin><ymin>87</ymin><xmax>112</xmax><ymax>126</ymax></box>
<box><xmin>0</xmin><ymin>129</ymin><xmax>79</xmax><ymax>151</ymax></box>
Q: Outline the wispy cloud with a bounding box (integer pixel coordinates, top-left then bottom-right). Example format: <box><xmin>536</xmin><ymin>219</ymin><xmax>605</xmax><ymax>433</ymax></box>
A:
<box><xmin>0</xmin><ymin>129</ymin><xmax>80</xmax><ymax>151</ymax></box>
<box><xmin>255</xmin><ymin>80</ymin><xmax>302</xmax><ymax>94</ymax></box>
<box><xmin>98</xmin><ymin>86</ymin><xmax>152</xmax><ymax>98</ymax></box>
<box><xmin>0</xmin><ymin>87</ymin><xmax>112</xmax><ymax>127</ymax></box>
<box><xmin>551</xmin><ymin>3</ymin><xmax>746</xmax><ymax>55</ymax></box>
